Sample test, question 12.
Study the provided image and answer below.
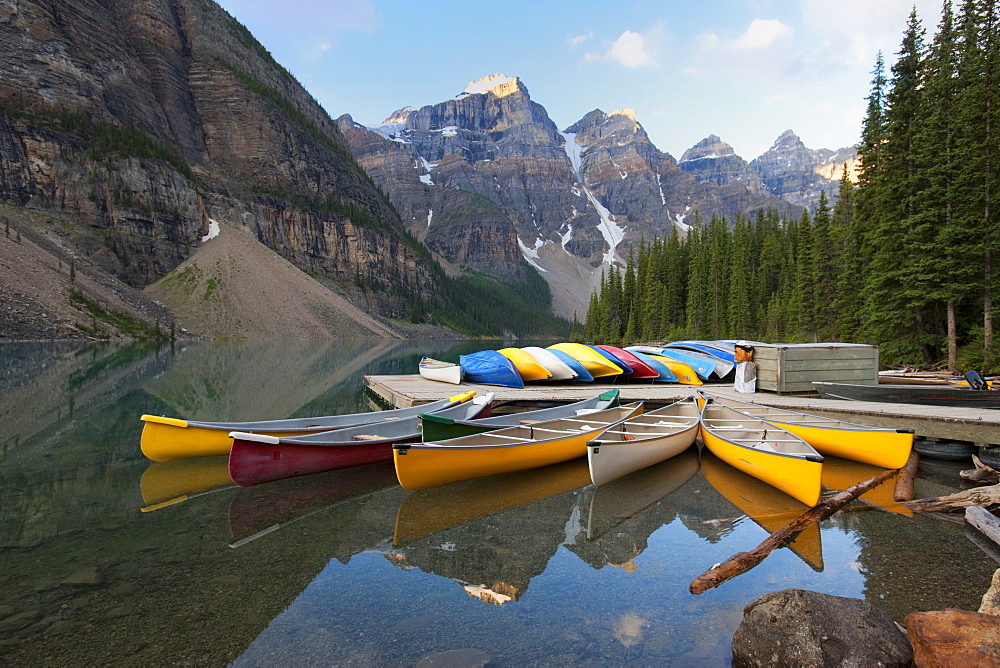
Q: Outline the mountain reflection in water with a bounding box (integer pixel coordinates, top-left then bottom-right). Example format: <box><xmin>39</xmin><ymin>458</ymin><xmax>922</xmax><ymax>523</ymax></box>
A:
<box><xmin>1</xmin><ymin>340</ymin><xmax>996</xmax><ymax>666</ymax></box>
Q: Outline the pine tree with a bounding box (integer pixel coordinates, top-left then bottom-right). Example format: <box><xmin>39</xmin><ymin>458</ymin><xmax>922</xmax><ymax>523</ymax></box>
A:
<box><xmin>915</xmin><ymin>0</ymin><xmax>970</xmax><ymax>371</ymax></box>
<box><xmin>794</xmin><ymin>209</ymin><xmax>818</xmax><ymax>341</ymax></box>
<box><xmin>832</xmin><ymin>167</ymin><xmax>865</xmax><ymax>341</ymax></box>
<box><xmin>863</xmin><ymin>9</ymin><xmax>930</xmax><ymax>363</ymax></box>
<box><xmin>728</xmin><ymin>216</ymin><xmax>753</xmax><ymax>338</ymax></box>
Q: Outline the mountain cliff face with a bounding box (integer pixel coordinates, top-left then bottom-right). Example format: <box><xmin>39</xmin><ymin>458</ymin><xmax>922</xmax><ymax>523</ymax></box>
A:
<box><xmin>678</xmin><ymin>134</ymin><xmax>768</xmax><ymax>194</ymax></box>
<box><xmin>341</xmin><ymin>76</ymin><xmax>803</xmax><ymax>317</ymax></box>
<box><xmin>749</xmin><ymin>130</ymin><xmax>858</xmax><ymax>211</ymax></box>
<box><xmin>0</xmin><ymin>0</ymin><xmax>441</xmax><ymax>339</ymax></box>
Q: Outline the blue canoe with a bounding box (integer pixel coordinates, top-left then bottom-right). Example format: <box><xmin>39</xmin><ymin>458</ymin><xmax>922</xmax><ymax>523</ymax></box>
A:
<box><xmin>626</xmin><ymin>346</ymin><xmax>715</xmax><ymax>381</ymax></box>
<box><xmin>665</xmin><ymin>341</ymin><xmax>736</xmax><ymax>365</ymax></box>
<box><xmin>547</xmin><ymin>348</ymin><xmax>595</xmax><ymax>382</ymax></box>
<box><xmin>627</xmin><ymin>350</ymin><xmax>679</xmax><ymax>383</ymax></box>
<box><xmin>459</xmin><ymin>350</ymin><xmax>524</xmax><ymax>388</ymax></box>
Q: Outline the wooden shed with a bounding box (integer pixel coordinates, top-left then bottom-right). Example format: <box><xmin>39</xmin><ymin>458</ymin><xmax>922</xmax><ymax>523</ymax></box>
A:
<box><xmin>751</xmin><ymin>343</ymin><xmax>879</xmax><ymax>394</ymax></box>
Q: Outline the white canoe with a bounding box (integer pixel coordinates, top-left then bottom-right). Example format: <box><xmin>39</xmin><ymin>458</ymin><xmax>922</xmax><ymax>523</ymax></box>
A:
<box><xmin>521</xmin><ymin>346</ymin><xmax>578</xmax><ymax>381</ymax></box>
<box><xmin>586</xmin><ymin>396</ymin><xmax>701</xmax><ymax>486</ymax></box>
<box><xmin>418</xmin><ymin>357</ymin><xmax>463</xmax><ymax>384</ymax></box>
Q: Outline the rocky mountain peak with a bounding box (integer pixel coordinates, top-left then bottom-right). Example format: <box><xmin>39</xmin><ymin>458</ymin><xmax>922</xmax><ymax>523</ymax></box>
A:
<box><xmin>678</xmin><ymin>135</ymin><xmax>766</xmax><ymax>193</ymax></box>
<box><xmin>383</xmin><ymin>106</ymin><xmax>417</xmax><ymax>124</ymax></box>
<box><xmin>750</xmin><ymin>130</ymin><xmax>857</xmax><ymax>211</ymax></box>
<box><xmin>457</xmin><ymin>73</ymin><xmax>526</xmax><ymax>99</ymax></box>
<box><xmin>679</xmin><ymin>135</ymin><xmax>737</xmax><ymax>163</ymax></box>
<box><xmin>771</xmin><ymin>129</ymin><xmax>806</xmax><ymax>151</ymax></box>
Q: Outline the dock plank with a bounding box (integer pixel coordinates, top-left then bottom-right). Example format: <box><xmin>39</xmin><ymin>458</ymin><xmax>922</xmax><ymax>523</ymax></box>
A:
<box><xmin>364</xmin><ymin>375</ymin><xmax>1000</xmax><ymax>446</ymax></box>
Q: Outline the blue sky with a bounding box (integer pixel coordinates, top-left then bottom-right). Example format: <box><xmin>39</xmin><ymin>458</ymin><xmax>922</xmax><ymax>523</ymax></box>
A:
<box><xmin>214</xmin><ymin>0</ymin><xmax>943</xmax><ymax>161</ymax></box>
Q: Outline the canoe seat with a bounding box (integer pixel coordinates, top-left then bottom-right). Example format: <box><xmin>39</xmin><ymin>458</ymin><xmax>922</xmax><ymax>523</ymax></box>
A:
<box><xmin>518</xmin><ymin>419</ymin><xmax>542</xmax><ymax>424</ymax></box>
<box><xmin>352</xmin><ymin>434</ymin><xmax>382</xmax><ymax>440</ymax></box>
<box><xmin>381</xmin><ymin>417</ymin><xmax>400</xmax><ymax>421</ymax></box>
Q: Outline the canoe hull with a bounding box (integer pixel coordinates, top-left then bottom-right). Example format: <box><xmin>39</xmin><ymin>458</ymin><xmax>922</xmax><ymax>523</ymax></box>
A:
<box><xmin>587</xmin><ymin>398</ymin><xmax>700</xmax><ymax>485</ymax></box>
<box><xmin>588</xmin><ymin>430</ymin><xmax>697</xmax><ymax>486</ymax></box>
<box><xmin>547</xmin><ymin>343</ymin><xmax>622</xmax><ymax>377</ymax></box>
<box><xmin>419</xmin><ymin>390</ymin><xmax>620</xmax><ymax>442</ymax></box>
<box><xmin>228</xmin><ymin>438</ymin><xmax>406</xmax><ymax>486</ymax></box>
<box><xmin>418</xmin><ymin>357</ymin><xmax>463</xmax><ymax>384</ymax></box>
<box><xmin>813</xmin><ymin>381</ymin><xmax>1000</xmax><ymax>409</ymax></box>
<box><xmin>140</xmin><ymin>418</ymin><xmax>320</xmax><ymax>462</ymax></box>
<box><xmin>701</xmin><ymin>392</ymin><xmax>914</xmax><ymax>469</ymax></box>
<box><xmin>498</xmin><ymin>348</ymin><xmax>553</xmax><ymax>381</ymax></box>
<box><xmin>395</xmin><ymin>431</ymin><xmax>593</xmax><ymax>491</ymax></box>
<box><xmin>768</xmin><ymin>422</ymin><xmax>913</xmax><ymax>469</ymax></box>
<box><xmin>700</xmin><ymin>402</ymin><xmax>823</xmax><ymax>506</ymax></box>
<box><xmin>460</xmin><ymin>350</ymin><xmax>524</xmax><ymax>388</ymax></box>
<box><xmin>139</xmin><ymin>391</ymin><xmax>476</xmax><ymax>462</ymax></box>
<box><xmin>700</xmin><ymin>426</ymin><xmax>822</xmax><ymax>506</ymax></box>
<box><xmin>394</xmin><ymin>403</ymin><xmax>643</xmax><ymax>490</ymax></box>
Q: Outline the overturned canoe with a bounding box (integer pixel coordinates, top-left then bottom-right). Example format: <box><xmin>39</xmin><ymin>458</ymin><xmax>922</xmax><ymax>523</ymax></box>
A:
<box><xmin>626</xmin><ymin>345</ymin><xmax>717</xmax><ymax>381</ymax></box>
<box><xmin>700</xmin><ymin>392</ymin><xmax>914</xmax><ymax>469</ymax></box>
<box><xmin>595</xmin><ymin>345</ymin><xmax>660</xmax><ymax>379</ymax></box>
<box><xmin>521</xmin><ymin>346</ymin><xmax>578</xmax><ymax>381</ymax></box>
<box><xmin>644</xmin><ymin>353</ymin><xmax>702</xmax><ymax>385</ymax></box>
<box><xmin>140</xmin><ymin>390</ymin><xmax>478</xmax><ymax>462</ymax></box>
<box><xmin>460</xmin><ymin>350</ymin><xmax>524</xmax><ymax>388</ymax></box>
<box><xmin>547</xmin><ymin>343</ymin><xmax>622</xmax><ymax>378</ymax></box>
<box><xmin>498</xmin><ymin>347</ymin><xmax>553</xmax><ymax>382</ymax></box>
<box><xmin>586</xmin><ymin>396</ymin><xmax>701</xmax><ymax>485</ymax></box>
<box><xmin>627</xmin><ymin>349</ymin><xmax>679</xmax><ymax>383</ymax></box>
<box><xmin>418</xmin><ymin>357</ymin><xmax>464</xmax><ymax>384</ymax></box>
<box><xmin>700</xmin><ymin>397</ymin><xmax>823</xmax><ymax>506</ymax></box>
<box><xmin>420</xmin><ymin>389</ymin><xmax>620</xmax><ymax>442</ymax></box>
<box><xmin>228</xmin><ymin>393</ymin><xmax>494</xmax><ymax>486</ymax></box>
<box><xmin>394</xmin><ymin>403</ymin><xmax>644</xmax><ymax>491</ymax></box>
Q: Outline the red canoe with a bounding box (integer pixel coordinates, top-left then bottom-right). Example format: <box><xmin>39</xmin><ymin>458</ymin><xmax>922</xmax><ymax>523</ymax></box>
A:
<box><xmin>595</xmin><ymin>345</ymin><xmax>661</xmax><ymax>379</ymax></box>
<box><xmin>228</xmin><ymin>393</ymin><xmax>493</xmax><ymax>486</ymax></box>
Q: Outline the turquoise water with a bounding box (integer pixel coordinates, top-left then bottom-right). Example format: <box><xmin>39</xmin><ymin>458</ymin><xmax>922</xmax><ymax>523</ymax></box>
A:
<box><xmin>0</xmin><ymin>340</ymin><xmax>995</xmax><ymax>666</ymax></box>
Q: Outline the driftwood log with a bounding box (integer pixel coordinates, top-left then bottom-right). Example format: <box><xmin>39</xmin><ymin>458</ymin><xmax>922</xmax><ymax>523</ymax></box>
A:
<box><xmin>893</xmin><ymin>451</ymin><xmax>920</xmax><ymax>501</ymax></box>
<box><xmin>966</xmin><ymin>506</ymin><xmax>1000</xmax><ymax>546</ymax></box>
<box><xmin>906</xmin><ymin>484</ymin><xmax>1000</xmax><ymax>513</ymax></box>
<box><xmin>961</xmin><ymin>455</ymin><xmax>1000</xmax><ymax>485</ymax></box>
<box><xmin>690</xmin><ymin>467</ymin><xmax>901</xmax><ymax>595</ymax></box>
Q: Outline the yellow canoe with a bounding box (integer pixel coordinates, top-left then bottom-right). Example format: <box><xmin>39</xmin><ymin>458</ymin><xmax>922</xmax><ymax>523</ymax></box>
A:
<box><xmin>393</xmin><ymin>403</ymin><xmax>643</xmax><ymax>490</ymax></box>
<box><xmin>645</xmin><ymin>353</ymin><xmax>703</xmax><ymax>385</ymax></box>
<box><xmin>700</xmin><ymin>399</ymin><xmax>823</xmax><ymax>506</ymax></box>
<box><xmin>701</xmin><ymin>450</ymin><xmax>823</xmax><ymax>570</ymax></box>
<box><xmin>498</xmin><ymin>348</ymin><xmax>553</xmax><ymax>381</ymax></box>
<box><xmin>546</xmin><ymin>343</ymin><xmax>622</xmax><ymax>377</ymax></box>
<box><xmin>699</xmin><ymin>392</ymin><xmax>913</xmax><ymax>469</ymax></box>
<box><xmin>140</xmin><ymin>391</ymin><xmax>477</xmax><ymax>462</ymax></box>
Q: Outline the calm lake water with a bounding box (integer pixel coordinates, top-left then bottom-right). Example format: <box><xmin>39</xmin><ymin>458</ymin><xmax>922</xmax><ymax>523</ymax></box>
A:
<box><xmin>1</xmin><ymin>340</ymin><xmax>996</xmax><ymax>666</ymax></box>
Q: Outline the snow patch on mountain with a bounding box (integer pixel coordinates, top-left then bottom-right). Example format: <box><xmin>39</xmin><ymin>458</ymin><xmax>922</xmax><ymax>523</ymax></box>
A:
<box><xmin>517</xmin><ymin>237</ymin><xmax>548</xmax><ymax>273</ymax></box>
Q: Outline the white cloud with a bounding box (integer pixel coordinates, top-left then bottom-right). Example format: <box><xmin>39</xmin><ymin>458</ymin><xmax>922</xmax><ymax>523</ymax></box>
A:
<box><xmin>567</xmin><ymin>32</ymin><xmax>592</xmax><ymax>48</ymax></box>
<box><xmin>733</xmin><ymin>19</ymin><xmax>792</xmax><ymax>49</ymax></box>
<box><xmin>584</xmin><ymin>26</ymin><xmax>663</xmax><ymax>69</ymax></box>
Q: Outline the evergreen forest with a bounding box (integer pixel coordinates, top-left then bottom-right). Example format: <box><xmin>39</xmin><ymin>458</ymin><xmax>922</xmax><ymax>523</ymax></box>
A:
<box><xmin>584</xmin><ymin>0</ymin><xmax>1000</xmax><ymax>372</ymax></box>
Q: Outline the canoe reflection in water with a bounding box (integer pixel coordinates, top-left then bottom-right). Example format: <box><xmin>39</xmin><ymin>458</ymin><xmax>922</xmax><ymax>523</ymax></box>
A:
<box><xmin>388</xmin><ymin>458</ymin><xmax>592</xmax><ymax>605</ymax></box>
<box><xmin>139</xmin><ymin>455</ymin><xmax>235</xmax><ymax>512</ymax></box>
<box><xmin>228</xmin><ymin>461</ymin><xmax>400</xmax><ymax>547</ymax></box>
<box><xmin>566</xmin><ymin>447</ymin><xmax>700</xmax><ymax>571</ymax></box>
<box><xmin>700</xmin><ymin>450</ymin><xmax>824</xmax><ymax>572</ymax></box>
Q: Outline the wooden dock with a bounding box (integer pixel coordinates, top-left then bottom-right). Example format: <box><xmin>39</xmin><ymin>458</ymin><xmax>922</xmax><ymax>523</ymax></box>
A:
<box><xmin>363</xmin><ymin>375</ymin><xmax>1000</xmax><ymax>447</ymax></box>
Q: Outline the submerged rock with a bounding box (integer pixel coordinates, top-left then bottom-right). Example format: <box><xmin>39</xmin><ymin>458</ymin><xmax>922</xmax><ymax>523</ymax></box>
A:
<box><xmin>731</xmin><ymin>589</ymin><xmax>912</xmax><ymax>667</ymax></box>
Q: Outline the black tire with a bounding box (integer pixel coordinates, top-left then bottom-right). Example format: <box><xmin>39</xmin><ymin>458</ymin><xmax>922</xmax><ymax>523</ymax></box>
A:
<box><xmin>913</xmin><ymin>438</ymin><xmax>976</xmax><ymax>462</ymax></box>
<box><xmin>979</xmin><ymin>446</ymin><xmax>1000</xmax><ymax>470</ymax></box>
